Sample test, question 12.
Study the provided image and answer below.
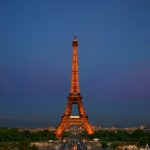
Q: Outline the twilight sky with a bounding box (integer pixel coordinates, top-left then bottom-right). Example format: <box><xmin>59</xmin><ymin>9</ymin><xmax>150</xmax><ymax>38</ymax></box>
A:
<box><xmin>0</xmin><ymin>0</ymin><xmax>150</xmax><ymax>128</ymax></box>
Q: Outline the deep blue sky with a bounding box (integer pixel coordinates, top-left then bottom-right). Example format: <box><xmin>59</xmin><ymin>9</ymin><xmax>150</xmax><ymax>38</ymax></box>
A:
<box><xmin>0</xmin><ymin>0</ymin><xmax>150</xmax><ymax>128</ymax></box>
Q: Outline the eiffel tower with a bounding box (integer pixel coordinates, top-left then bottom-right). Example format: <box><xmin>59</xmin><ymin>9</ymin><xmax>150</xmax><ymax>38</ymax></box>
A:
<box><xmin>55</xmin><ymin>36</ymin><xmax>94</xmax><ymax>138</ymax></box>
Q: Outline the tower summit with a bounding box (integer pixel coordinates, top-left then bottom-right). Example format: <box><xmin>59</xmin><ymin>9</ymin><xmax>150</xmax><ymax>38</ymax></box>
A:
<box><xmin>55</xmin><ymin>37</ymin><xmax>94</xmax><ymax>138</ymax></box>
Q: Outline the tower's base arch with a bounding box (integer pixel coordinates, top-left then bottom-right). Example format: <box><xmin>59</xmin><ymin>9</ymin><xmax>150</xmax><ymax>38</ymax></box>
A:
<box><xmin>55</xmin><ymin>115</ymin><xmax>93</xmax><ymax>138</ymax></box>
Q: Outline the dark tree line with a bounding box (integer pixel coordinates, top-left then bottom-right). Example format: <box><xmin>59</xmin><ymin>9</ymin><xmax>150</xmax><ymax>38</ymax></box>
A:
<box><xmin>81</xmin><ymin>129</ymin><xmax>150</xmax><ymax>147</ymax></box>
<box><xmin>0</xmin><ymin>128</ymin><xmax>150</xmax><ymax>149</ymax></box>
<box><xmin>0</xmin><ymin>127</ymin><xmax>56</xmax><ymax>142</ymax></box>
<box><xmin>0</xmin><ymin>128</ymin><xmax>57</xmax><ymax>149</ymax></box>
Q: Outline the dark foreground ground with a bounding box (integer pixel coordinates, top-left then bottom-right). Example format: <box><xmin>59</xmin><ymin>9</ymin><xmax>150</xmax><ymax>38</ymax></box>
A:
<box><xmin>0</xmin><ymin>127</ymin><xmax>150</xmax><ymax>149</ymax></box>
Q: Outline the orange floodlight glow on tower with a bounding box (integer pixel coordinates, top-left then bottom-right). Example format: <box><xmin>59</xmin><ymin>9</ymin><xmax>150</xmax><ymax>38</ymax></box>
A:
<box><xmin>55</xmin><ymin>36</ymin><xmax>94</xmax><ymax>138</ymax></box>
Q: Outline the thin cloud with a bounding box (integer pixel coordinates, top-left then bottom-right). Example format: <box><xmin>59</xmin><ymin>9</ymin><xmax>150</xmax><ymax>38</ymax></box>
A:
<box><xmin>0</xmin><ymin>115</ymin><xmax>46</xmax><ymax>122</ymax></box>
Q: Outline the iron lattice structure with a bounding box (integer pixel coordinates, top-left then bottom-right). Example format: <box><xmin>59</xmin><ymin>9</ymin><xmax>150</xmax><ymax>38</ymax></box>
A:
<box><xmin>55</xmin><ymin>37</ymin><xmax>94</xmax><ymax>138</ymax></box>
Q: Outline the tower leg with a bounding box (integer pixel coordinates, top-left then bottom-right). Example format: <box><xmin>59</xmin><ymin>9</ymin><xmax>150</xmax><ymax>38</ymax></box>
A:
<box><xmin>83</xmin><ymin>118</ymin><xmax>94</xmax><ymax>134</ymax></box>
<box><xmin>55</xmin><ymin>118</ymin><xmax>65</xmax><ymax>138</ymax></box>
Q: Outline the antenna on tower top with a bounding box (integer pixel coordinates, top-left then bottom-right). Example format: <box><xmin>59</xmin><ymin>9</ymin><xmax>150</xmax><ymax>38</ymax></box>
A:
<box><xmin>73</xmin><ymin>30</ymin><xmax>77</xmax><ymax>40</ymax></box>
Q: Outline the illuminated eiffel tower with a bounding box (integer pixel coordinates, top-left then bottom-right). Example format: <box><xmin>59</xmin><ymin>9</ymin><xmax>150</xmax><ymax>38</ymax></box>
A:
<box><xmin>55</xmin><ymin>36</ymin><xmax>94</xmax><ymax>138</ymax></box>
